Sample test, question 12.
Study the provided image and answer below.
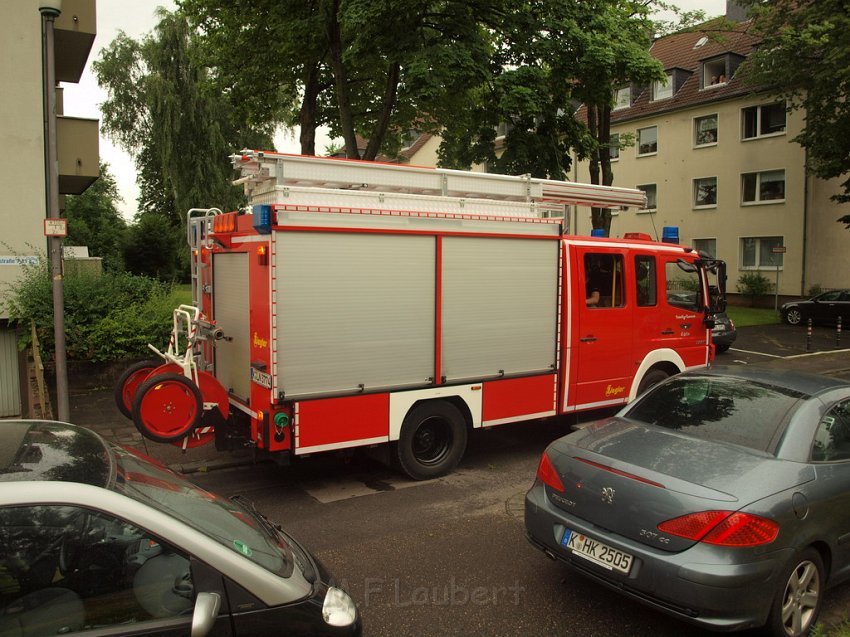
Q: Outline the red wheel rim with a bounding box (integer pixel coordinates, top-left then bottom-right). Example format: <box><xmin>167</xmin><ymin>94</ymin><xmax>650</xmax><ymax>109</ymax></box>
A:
<box><xmin>120</xmin><ymin>366</ymin><xmax>157</xmax><ymax>413</ymax></box>
<box><xmin>137</xmin><ymin>378</ymin><xmax>200</xmax><ymax>439</ymax></box>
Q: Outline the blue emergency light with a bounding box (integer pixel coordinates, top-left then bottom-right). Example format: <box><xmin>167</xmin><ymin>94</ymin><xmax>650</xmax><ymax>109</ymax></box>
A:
<box><xmin>252</xmin><ymin>204</ymin><xmax>273</xmax><ymax>234</ymax></box>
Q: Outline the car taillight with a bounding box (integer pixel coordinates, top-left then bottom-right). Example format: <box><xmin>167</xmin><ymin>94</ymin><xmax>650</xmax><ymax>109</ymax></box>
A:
<box><xmin>536</xmin><ymin>452</ymin><xmax>565</xmax><ymax>492</ymax></box>
<box><xmin>658</xmin><ymin>511</ymin><xmax>779</xmax><ymax>547</ymax></box>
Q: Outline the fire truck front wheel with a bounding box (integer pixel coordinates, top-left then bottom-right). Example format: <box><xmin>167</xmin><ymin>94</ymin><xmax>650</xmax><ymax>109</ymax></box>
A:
<box><xmin>397</xmin><ymin>401</ymin><xmax>467</xmax><ymax>480</ymax></box>
<box><xmin>132</xmin><ymin>373</ymin><xmax>203</xmax><ymax>443</ymax></box>
<box><xmin>637</xmin><ymin>368</ymin><xmax>670</xmax><ymax>396</ymax></box>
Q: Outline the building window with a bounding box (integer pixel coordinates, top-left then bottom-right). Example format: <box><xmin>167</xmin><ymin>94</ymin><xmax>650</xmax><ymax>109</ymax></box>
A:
<box><xmin>614</xmin><ymin>87</ymin><xmax>631</xmax><ymax>110</ymax></box>
<box><xmin>694</xmin><ymin>114</ymin><xmax>718</xmax><ymax>146</ymax></box>
<box><xmin>703</xmin><ymin>58</ymin><xmax>727</xmax><ymax>88</ymax></box>
<box><xmin>742</xmin><ymin>169</ymin><xmax>785</xmax><ymax>203</ymax></box>
<box><xmin>741</xmin><ymin>236</ymin><xmax>784</xmax><ymax>269</ymax></box>
<box><xmin>694</xmin><ymin>177</ymin><xmax>718</xmax><ymax>207</ymax></box>
<box><xmin>608</xmin><ymin>133</ymin><xmax>620</xmax><ymax>161</ymax></box>
<box><xmin>742</xmin><ymin>102</ymin><xmax>786</xmax><ymax>139</ymax></box>
<box><xmin>653</xmin><ymin>73</ymin><xmax>673</xmax><ymax>101</ymax></box>
<box><xmin>692</xmin><ymin>238</ymin><xmax>717</xmax><ymax>258</ymax></box>
<box><xmin>637</xmin><ymin>184</ymin><xmax>657</xmax><ymax>212</ymax></box>
<box><xmin>637</xmin><ymin>126</ymin><xmax>657</xmax><ymax>156</ymax></box>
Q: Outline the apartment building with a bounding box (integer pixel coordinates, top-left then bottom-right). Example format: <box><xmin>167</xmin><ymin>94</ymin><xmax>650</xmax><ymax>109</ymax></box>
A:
<box><xmin>570</xmin><ymin>20</ymin><xmax>847</xmax><ymax>298</ymax></box>
<box><xmin>0</xmin><ymin>0</ymin><xmax>99</xmax><ymax>416</ymax></box>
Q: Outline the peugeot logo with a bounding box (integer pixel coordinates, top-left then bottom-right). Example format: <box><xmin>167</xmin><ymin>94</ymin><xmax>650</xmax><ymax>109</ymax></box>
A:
<box><xmin>601</xmin><ymin>487</ymin><xmax>616</xmax><ymax>505</ymax></box>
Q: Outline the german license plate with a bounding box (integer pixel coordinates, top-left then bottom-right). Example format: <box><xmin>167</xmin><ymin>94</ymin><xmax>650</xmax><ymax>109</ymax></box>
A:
<box><xmin>561</xmin><ymin>528</ymin><xmax>633</xmax><ymax>574</ymax></box>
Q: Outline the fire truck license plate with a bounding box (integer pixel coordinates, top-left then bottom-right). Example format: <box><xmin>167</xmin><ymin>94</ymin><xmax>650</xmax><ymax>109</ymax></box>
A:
<box><xmin>561</xmin><ymin>528</ymin><xmax>633</xmax><ymax>574</ymax></box>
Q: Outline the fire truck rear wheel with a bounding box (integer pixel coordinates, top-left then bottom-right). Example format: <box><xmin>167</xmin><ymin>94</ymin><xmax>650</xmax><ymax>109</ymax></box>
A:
<box><xmin>132</xmin><ymin>373</ymin><xmax>203</xmax><ymax>443</ymax></box>
<box><xmin>114</xmin><ymin>359</ymin><xmax>162</xmax><ymax>419</ymax></box>
<box><xmin>397</xmin><ymin>402</ymin><xmax>467</xmax><ymax>481</ymax></box>
<box><xmin>637</xmin><ymin>369</ymin><xmax>669</xmax><ymax>395</ymax></box>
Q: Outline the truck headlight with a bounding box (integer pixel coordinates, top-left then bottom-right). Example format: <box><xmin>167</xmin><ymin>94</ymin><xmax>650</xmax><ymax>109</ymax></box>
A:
<box><xmin>322</xmin><ymin>586</ymin><xmax>357</xmax><ymax>627</ymax></box>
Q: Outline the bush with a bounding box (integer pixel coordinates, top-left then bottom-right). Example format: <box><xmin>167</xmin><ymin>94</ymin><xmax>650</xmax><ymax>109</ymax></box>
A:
<box><xmin>4</xmin><ymin>260</ymin><xmax>175</xmax><ymax>362</ymax></box>
<box><xmin>736</xmin><ymin>272</ymin><xmax>773</xmax><ymax>307</ymax></box>
<box><xmin>808</xmin><ymin>283</ymin><xmax>823</xmax><ymax>297</ymax></box>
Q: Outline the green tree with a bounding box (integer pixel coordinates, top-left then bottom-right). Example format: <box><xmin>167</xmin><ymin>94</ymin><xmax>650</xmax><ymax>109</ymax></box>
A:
<box><xmin>739</xmin><ymin>0</ymin><xmax>850</xmax><ymax>215</ymax></box>
<box><xmin>123</xmin><ymin>214</ymin><xmax>183</xmax><ymax>281</ymax></box>
<box><xmin>437</xmin><ymin>0</ymin><xmax>664</xmax><ymax>235</ymax></box>
<box><xmin>93</xmin><ymin>9</ymin><xmax>274</xmax><ymax>225</ymax></box>
<box><xmin>63</xmin><ymin>163</ymin><xmax>127</xmax><ymax>271</ymax></box>
<box><xmin>180</xmin><ymin>0</ymin><xmax>494</xmax><ymax>160</ymax></box>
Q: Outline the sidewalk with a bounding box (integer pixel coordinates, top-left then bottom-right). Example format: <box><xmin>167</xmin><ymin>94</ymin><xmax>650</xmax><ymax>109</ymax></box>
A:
<box><xmin>64</xmin><ymin>323</ymin><xmax>850</xmax><ymax>473</ymax></box>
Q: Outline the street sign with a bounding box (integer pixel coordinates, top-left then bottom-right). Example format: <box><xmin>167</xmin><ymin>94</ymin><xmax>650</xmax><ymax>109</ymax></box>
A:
<box><xmin>44</xmin><ymin>218</ymin><xmax>67</xmax><ymax>237</ymax></box>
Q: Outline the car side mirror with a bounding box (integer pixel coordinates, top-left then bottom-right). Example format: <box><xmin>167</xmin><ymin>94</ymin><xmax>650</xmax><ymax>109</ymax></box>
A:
<box><xmin>191</xmin><ymin>592</ymin><xmax>221</xmax><ymax>637</ymax></box>
<box><xmin>704</xmin><ymin>312</ymin><xmax>716</xmax><ymax>330</ymax></box>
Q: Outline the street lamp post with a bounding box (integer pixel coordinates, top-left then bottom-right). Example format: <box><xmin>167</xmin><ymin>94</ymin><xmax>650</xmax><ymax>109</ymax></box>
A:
<box><xmin>40</xmin><ymin>0</ymin><xmax>69</xmax><ymax>421</ymax></box>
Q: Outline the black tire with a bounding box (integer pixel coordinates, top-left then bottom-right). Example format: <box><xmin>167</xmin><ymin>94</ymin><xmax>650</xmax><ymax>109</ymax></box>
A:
<box><xmin>132</xmin><ymin>373</ymin><xmax>203</xmax><ymax>443</ymax></box>
<box><xmin>715</xmin><ymin>344</ymin><xmax>730</xmax><ymax>354</ymax></box>
<box><xmin>114</xmin><ymin>359</ymin><xmax>162</xmax><ymax>419</ymax></box>
<box><xmin>785</xmin><ymin>308</ymin><xmax>803</xmax><ymax>326</ymax></box>
<box><xmin>763</xmin><ymin>548</ymin><xmax>824</xmax><ymax>637</ymax></box>
<box><xmin>637</xmin><ymin>369</ymin><xmax>669</xmax><ymax>395</ymax></box>
<box><xmin>396</xmin><ymin>401</ymin><xmax>467</xmax><ymax>480</ymax></box>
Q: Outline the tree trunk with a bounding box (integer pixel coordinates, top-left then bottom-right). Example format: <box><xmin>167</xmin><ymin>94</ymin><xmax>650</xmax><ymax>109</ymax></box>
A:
<box><xmin>299</xmin><ymin>64</ymin><xmax>321</xmax><ymax>156</ymax></box>
<box><xmin>588</xmin><ymin>103</ymin><xmax>614</xmax><ymax>236</ymax></box>
<box><xmin>363</xmin><ymin>61</ymin><xmax>400</xmax><ymax>161</ymax></box>
<box><xmin>324</xmin><ymin>0</ymin><xmax>359</xmax><ymax>158</ymax></box>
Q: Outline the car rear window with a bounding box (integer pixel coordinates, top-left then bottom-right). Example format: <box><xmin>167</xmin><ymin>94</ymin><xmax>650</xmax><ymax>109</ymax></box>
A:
<box><xmin>625</xmin><ymin>376</ymin><xmax>805</xmax><ymax>452</ymax></box>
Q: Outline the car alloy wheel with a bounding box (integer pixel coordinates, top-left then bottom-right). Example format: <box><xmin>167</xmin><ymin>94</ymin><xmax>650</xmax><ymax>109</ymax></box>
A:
<box><xmin>767</xmin><ymin>548</ymin><xmax>823</xmax><ymax>637</ymax></box>
<box><xmin>785</xmin><ymin>308</ymin><xmax>802</xmax><ymax>325</ymax></box>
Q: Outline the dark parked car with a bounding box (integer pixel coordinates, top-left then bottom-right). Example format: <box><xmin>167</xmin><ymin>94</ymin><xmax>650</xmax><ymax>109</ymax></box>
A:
<box><xmin>525</xmin><ymin>366</ymin><xmax>850</xmax><ymax>637</ymax></box>
<box><xmin>0</xmin><ymin>420</ymin><xmax>361</xmax><ymax>637</ymax></box>
<box><xmin>711</xmin><ymin>311</ymin><xmax>737</xmax><ymax>353</ymax></box>
<box><xmin>781</xmin><ymin>289</ymin><xmax>850</xmax><ymax>326</ymax></box>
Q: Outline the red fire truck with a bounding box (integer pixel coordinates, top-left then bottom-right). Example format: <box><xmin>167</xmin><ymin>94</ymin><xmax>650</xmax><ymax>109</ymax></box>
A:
<box><xmin>115</xmin><ymin>151</ymin><xmax>725</xmax><ymax>479</ymax></box>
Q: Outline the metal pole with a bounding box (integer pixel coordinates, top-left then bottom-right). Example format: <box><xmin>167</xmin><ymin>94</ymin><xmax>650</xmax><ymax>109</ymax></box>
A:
<box><xmin>41</xmin><ymin>2</ymin><xmax>69</xmax><ymax>421</ymax></box>
<box><xmin>774</xmin><ymin>264</ymin><xmax>780</xmax><ymax>314</ymax></box>
<box><xmin>806</xmin><ymin>318</ymin><xmax>813</xmax><ymax>353</ymax></box>
<box><xmin>837</xmin><ymin>315</ymin><xmax>842</xmax><ymax>348</ymax></box>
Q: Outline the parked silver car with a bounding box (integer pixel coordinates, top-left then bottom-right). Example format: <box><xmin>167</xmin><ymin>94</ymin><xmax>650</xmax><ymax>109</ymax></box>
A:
<box><xmin>525</xmin><ymin>366</ymin><xmax>850</xmax><ymax>636</ymax></box>
<box><xmin>0</xmin><ymin>420</ymin><xmax>361</xmax><ymax>637</ymax></box>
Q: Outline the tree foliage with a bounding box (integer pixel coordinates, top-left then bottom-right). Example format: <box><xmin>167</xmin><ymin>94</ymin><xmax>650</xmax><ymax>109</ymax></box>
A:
<box><xmin>93</xmin><ymin>9</ymin><xmax>274</xmax><ymax>224</ymax></box>
<box><xmin>739</xmin><ymin>0</ymin><xmax>850</xmax><ymax>213</ymax></box>
<box><xmin>123</xmin><ymin>214</ymin><xmax>184</xmax><ymax>281</ymax></box>
<box><xmin>63</xmin><ymin>163</ymin><xmax>127</xmax><ymax>271</ymax></box>
<box><xmin>180</xmin><ymin>0</ymin><xmax>496</xmax><ymax>160</ymax></box>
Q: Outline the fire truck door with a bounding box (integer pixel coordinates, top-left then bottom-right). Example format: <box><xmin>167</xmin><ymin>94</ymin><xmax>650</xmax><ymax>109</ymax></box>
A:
<box><xmin>212</xmin><ymin>252</ymin><xmax>251</xmax><ymax>401</ymax></box>
<box><xmin>574</xmin><ymin>248</ymin><xmax>632</xmax><ymax>407</ymax></box>
<box><xmin>657</xmin><ymin>256</ymin><xmax>709</xmax><ymax>368</ymax></box>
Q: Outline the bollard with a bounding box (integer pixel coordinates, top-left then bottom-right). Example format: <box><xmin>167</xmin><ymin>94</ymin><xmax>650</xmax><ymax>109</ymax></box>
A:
<box><xmin>806</xmin><ymin>318</ymin><xmax>813</xmax><ymax>352</ymax></box>
<box><xmin>838</xmin><ymin>315</ymin><xmax>843</xmax><ymax>348</ymax></box>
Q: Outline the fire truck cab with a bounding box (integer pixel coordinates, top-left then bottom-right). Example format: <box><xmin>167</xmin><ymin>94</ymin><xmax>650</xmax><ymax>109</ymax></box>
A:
<box><xmin>115</xmin><ymin>151</ymin><xmax>725</xmax><ymax>480</ymax></box>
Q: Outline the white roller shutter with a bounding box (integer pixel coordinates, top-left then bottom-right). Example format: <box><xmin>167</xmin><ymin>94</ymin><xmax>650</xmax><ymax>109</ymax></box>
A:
<box><xmin>441</xmin><ymin>237</ymin><xmax>558</xmax><ymax>382</ymax></box>
<box><xmin>213</xmin><ymin>252</ymin><xmax>251</xmax><ymax>400</ymax></box>
<box><xmin>276</xmin><ymin>232</ymin><xmax>435</xmax><ymax>399</ymax></box>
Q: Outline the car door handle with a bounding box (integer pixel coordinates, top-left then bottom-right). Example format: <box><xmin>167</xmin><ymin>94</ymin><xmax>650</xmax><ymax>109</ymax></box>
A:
<box><xmin>580</xmin><ymin>336</ymin><xmax>597</xmax><ymax>343</ymax></box>
<box><xmin>661</xmin><ymin>329</ymin><xmax>675</xmax><ymax>335</ymax></box>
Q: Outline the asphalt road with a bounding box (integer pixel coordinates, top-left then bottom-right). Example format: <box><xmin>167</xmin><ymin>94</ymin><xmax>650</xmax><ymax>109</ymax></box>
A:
<box><xmin>189</xmin><ymin>325</ymin><xmax>850</xmax><ymax>637</ymax></box>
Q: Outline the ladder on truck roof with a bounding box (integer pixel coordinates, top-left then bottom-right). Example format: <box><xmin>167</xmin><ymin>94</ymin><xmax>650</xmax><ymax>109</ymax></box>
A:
<box><xmin>231</xmin><ymin>150</ymin><xmax>647</xmax><ymax>220</ymax></box>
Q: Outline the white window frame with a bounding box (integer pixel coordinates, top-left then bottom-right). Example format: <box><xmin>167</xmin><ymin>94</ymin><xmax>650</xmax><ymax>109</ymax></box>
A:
<box><xmin>692</xmin><ymin>238</ymin><xmax>717</xmax><ymax>258</ymax></box>
<box><xmin>614</xmin><ymin>87</ymin><xmax>631</xmax><ymax>111</ymax></box>
<box><xmin>741</xmin><ymin>169</ymin><xmax>786</xmax><ymax>205</ymax></box>
<box><xmin>693</xmin><ymin>177</ymin><xmax>718</xmax><ymax>209</ymax></box>
<box><xmin>637</xmin><ymin>126</ymin><xmax>658</xmax><ymax>157</ymax></box>
<box><xmin>740</xmin><ymin>236</ymin><xmax>785</xmax><ymax>270</ymax></box>
<box><xmin>637</xmin><ymin>184</ymin><xmax>657</xmax><ymax>213</ymax></box>
<box><xmin>653</xmin><ymin>73</ymin><xmax>673</xmax><ymax>101</ymax></box>
<box><xmin>741</xmin><ymin>102</ymin><xmax>787</xmax><ymax>140</ymax></box>
<box><xmin>609</xmin><ymin>133</ymin><xmax>620</xmax><ymax>162</ymax></box>
<box><xmin>703</xmin><ymin>58</ymin><xmax>727</xmax><ymax>89</ymax></box>
<box><xmin>694</xmin><ymin>113</ymin><xmax>718</xmax><ymax>147</ymax></box>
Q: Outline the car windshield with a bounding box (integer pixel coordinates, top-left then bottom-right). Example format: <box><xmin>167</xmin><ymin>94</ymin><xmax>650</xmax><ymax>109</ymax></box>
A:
<box><xmin>625</xmin><ymin>375</ymin><xmax>805</xmax><ymax>453</ymax></box>
<box><xmin>110</xmin><ymin>445</ymin><xmax>293</xmax><ymax>577</ymax></box>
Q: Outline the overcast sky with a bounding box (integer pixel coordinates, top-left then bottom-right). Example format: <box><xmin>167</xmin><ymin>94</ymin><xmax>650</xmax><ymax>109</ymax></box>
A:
<box><xmin>61</xmin><ymin>0</ymin><xmax>728</xmax><ymax>220</ymax></box>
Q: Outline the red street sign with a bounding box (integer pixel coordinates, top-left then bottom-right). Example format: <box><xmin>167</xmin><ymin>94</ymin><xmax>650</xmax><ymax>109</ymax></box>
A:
<box><xmin>771</xmin><ymin>246</ymin><xmax>787</xmax><ymax>253</ymax></box>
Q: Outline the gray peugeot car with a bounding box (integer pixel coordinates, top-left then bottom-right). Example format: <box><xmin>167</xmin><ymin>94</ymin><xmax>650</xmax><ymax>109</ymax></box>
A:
<box><xmin>0</xmin><ymin>420</ymin><xmax>361</xmax><ymax>637</ymax></box>
<box><xmin>525</xmin><ymin>366</ymin><xmax>850</xmax><ymax>637</ymax></box>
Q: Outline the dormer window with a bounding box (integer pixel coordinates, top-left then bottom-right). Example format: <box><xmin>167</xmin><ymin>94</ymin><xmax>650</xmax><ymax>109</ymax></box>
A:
<box><xmin>653</xmin><ymin>72</ymin><xmax>673</xmax><ymax>101</ymax></box>
<box><xmin>703</xmin><ymin>58</ymin><xmax>727</xmax><ymax>88</ymax></box>
<box><xmin>614</xmin><ymin>87</ymin><xmax>631</xmax><ymax>110</ymax></box>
